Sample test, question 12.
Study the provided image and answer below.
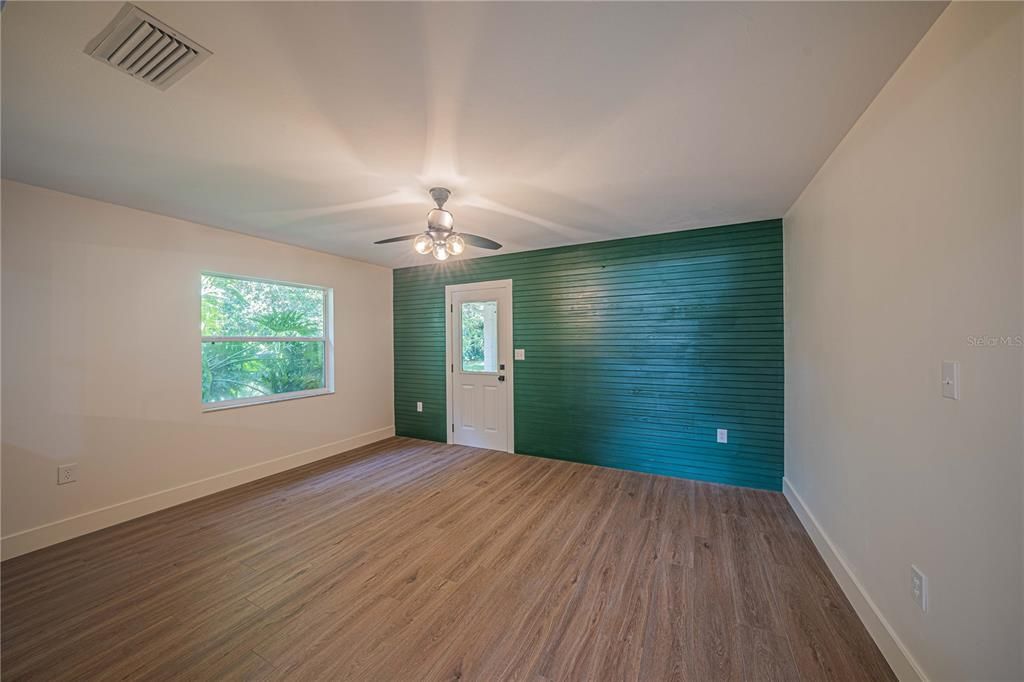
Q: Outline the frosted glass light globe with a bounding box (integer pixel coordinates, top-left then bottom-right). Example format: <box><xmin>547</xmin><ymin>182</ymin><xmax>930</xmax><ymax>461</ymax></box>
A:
<box><xmin>413</xmin><ymin>234</ymin><xmax>433</xmax><ymax>255</ymax></box>
<box><xmin>446</xmin><ymin>234</ymin><xmax>465</xmax><ymax>255</ymax></box>
<box><xmin>433</xmin><ymin>242</ymin><xmax>450</xmax><ymax>261</ymax></box>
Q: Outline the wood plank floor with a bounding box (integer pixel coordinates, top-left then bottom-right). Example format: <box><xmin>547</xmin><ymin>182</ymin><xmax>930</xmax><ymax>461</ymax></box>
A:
<box><xmin>1</xmin><ymin>438</ymin><xmax>894</xmax><ymax>681</ymax></box>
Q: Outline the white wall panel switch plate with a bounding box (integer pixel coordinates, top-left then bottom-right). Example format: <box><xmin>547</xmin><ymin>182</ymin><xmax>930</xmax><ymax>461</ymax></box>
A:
<box><xmin>57</xmin><ymin>463</ymin><xmax>78</xmax><ymax>485</ymax></box>
<box><xmin>416</xmin><ymin>402</ymin><xmax>423</xmax><ymax>412</ymax></box>
<box><xmin>717</xmin><ymin>429</ymin><xmax>728</xmax><ymax>443</ymax></box>
<box><xmin>941</xmin><ymin>361</ymin><xmax>959</xmax><ymax>399</ymax></box>
<box><xmin>514</xmin><ymin>349</ymin><xmax>525</xmax><ymax>360</ymax></box>
<box><xmin>911</xmin><ymin>565</ymin><xmax>928</xmax><ymax>612</ymax></box>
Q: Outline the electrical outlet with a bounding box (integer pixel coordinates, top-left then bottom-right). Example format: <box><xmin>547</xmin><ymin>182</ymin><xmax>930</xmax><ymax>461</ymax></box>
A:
<box><xmin>911</xmin><ymin>565</ymin><xmax>928</xmax><ymax>612</ymax></box>
<box><xmin>416</xmin><ymin>402</ymin><xmax>423</xmax><ymax>413</ymax></box>
<box><xmin>57</xmin><ymin>463</ymin><xmax>78</xmax><ymax>485</ymax></box>
<box><xmin>717</xmin><ymin>429</ymin><xmax>728</xmax><ymax>444</ymax></box>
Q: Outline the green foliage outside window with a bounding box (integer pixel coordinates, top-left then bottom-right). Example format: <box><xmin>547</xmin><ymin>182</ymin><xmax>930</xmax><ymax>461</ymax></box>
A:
<box><xmin>461</xmin><ymin>301</ymin><xmax>495</xmax><ymax>372</ymax></box>
<box><xmin>201</xmin><ymin>275</ymin><xmax>327</xmax><ymax>404</ymax></box>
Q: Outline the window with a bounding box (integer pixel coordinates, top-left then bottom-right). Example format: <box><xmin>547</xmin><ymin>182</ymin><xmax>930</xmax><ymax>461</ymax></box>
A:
<box><xmin>461</xmin><ymin>300</ymin><xmax>498</xmax><ymax>372</ymax></box>
<box><xmin>201</xmin><ymin>273</ymin><xmax>332</xmax><ymax>409</ymax></box>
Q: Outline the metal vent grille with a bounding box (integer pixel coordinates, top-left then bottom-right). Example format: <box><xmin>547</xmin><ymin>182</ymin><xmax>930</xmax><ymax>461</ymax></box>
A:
<box><xmin>85</xmin><ymin>4</ymin><xmax>210</xmax><ymax>91</ymax></box>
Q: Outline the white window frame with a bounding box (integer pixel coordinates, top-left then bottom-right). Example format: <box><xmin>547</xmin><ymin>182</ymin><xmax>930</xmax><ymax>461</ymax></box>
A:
<box><xmin>201</xmin><ymin>272</ymin><xmax>334</xmax><ymax>412</ymax></box>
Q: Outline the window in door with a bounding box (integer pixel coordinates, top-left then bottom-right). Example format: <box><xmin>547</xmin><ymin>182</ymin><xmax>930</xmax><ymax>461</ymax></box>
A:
<box><xmin>461</xmin><ymin>300</ymin><xmax>498</xmax><ymax>372</ymax></box>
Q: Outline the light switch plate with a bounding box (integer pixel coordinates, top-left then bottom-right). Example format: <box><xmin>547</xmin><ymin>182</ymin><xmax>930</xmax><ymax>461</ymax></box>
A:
<box><xmin>717</xmin><ymin>429</ymin><xmax>728</xmax><ymax>444</ymax></box>
<box><xmin>416</xmin><ymin>402</ymin><xmax>423</xmax><ymax>412</ymax></box>
<box><xmin>911</xmin><ymin>565</ymin><xmax>928</xmax><ymax>612</ymax></box>
<box><xmin>514</xmin><ymin>349</ymin><xmax>525</xmax><ymax>360</ymax></box>
<box><xmin>942</xmin><ymin>361</ymin><xmax>959</xmax><ymax>400</ymax></box>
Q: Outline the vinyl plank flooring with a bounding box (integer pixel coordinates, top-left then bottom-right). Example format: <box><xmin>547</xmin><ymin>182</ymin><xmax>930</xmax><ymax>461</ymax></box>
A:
<box><xmin>2</xmin><ymin>437</ymin><xmax>893</xmax><ymax>681</ymax></box>
<box><xmin>691</xmin><ymin>530</ymin><xmax>745</xmax><ymax>682</ymax></box>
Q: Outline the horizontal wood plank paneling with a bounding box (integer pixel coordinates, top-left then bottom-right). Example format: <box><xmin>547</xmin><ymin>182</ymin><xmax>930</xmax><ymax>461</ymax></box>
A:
<box><xmin>393</xmin><ymin>220</ymin><xmax>784</xmax><ymax>490</ymax></box>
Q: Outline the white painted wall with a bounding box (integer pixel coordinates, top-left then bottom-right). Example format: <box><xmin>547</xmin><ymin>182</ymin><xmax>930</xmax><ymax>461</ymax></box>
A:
<box><xmin>1</xmin><ymin>180</ymin><xmax>394</xmax><ymax>558</ymax></box>
<box><xmin>785</xmin><ymin>4</ymin><xmax>1023</xmax><ymax>681</ymax></box>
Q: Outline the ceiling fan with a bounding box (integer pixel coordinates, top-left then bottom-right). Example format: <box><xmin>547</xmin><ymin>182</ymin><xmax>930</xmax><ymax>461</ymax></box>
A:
<box><xmin>373</xmin><ymin>187</ymin><xmax>502</xmax><ymax>261</ymax></box>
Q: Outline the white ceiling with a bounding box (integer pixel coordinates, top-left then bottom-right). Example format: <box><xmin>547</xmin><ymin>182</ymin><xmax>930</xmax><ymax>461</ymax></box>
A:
<box><xmin>2</xmin><ymin>1</ymin><xmax>944</xmax><ymax>267</ymax></box>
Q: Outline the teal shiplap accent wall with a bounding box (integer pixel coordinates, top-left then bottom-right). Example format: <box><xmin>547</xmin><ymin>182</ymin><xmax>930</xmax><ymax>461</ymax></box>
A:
<box><xmin>393</xmin><ymin>220</ymin><xmax>783</xmax><ymax>490</ymax></box>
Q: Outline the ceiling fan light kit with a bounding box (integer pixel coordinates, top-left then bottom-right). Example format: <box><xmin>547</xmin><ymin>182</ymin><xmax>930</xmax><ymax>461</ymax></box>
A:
<box><xmin>373</xmin><ymin>187</ymin><xmax>503</xmax><ymax>261</ymax></box>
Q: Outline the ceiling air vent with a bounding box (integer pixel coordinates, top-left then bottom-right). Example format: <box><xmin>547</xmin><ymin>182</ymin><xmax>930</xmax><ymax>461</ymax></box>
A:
<box><xmin>85</xmin><ymin>3</ymin><xmax>211</xmax><ymax>91</ymax></box>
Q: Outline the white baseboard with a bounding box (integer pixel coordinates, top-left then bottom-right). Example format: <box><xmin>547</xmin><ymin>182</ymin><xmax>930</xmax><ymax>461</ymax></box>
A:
<box><xmin>782</xmin><ymin>477</ymin><xmax>928</xmax><ymax>682</ymax></box>
<box><xmin>1</xmin><ymin>425</ymin><xmax>395</xmax><ymax>561</ymax></box>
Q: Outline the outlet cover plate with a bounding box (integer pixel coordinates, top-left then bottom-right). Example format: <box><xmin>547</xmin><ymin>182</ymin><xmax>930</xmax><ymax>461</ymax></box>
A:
<box><xmin>57</xmin><ymin>463</ymin><xmax>78</xmax><ymax>485</ymax></box>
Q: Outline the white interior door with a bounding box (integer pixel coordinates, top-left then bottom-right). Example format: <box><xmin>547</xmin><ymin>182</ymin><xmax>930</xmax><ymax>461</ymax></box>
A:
<box><xmin>447</xmin><ymin>281</ymin><xmax>513</xmax><ymax>452</ymax></box>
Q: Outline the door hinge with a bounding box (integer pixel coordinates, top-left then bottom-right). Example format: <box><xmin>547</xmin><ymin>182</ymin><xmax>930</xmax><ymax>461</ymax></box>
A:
<box><xmin>451</xmin><ymin>363</ymin><xmax>454</xmax><ymax>373</ymax></box>
<box><xmin>452</xmin><ymin>423</ymin><xmax>455</xmax><ymax>433</ymax></box>
<box><xmin>450</xmin><ymin>303</ymin><xmax>453</xmax><ymax>312</ymax></box>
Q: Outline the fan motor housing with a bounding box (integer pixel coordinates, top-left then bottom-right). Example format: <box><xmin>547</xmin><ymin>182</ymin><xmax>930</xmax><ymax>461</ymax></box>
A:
<box><xmin>427</xmin><ymin>208</ymin><xmax>454</xmax><ymax>230</ymax></box>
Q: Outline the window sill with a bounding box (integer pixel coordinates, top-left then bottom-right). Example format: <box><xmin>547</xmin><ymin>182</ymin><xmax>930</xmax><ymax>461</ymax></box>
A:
<box><xmin>202</xmin><ymin>388</ymin><xmax>334</xmax><ymax>413</ymax></box>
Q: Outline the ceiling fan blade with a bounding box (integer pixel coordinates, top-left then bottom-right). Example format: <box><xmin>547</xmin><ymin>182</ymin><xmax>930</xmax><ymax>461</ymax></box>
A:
<box><xmin>373</xmin><ymin>234</ymin><xmax>422</xmax><ymax>244</ymax></box>
<box><xmin>459</xmin><ymin>233</ymin><xmax>503</xmax><ymax>250</ymax></box>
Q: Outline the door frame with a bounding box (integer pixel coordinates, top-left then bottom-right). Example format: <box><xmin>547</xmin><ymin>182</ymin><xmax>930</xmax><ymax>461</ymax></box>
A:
<box><xmin>445</xmin><ymin>279</ymin><xmax>514</xmax><ymax>452</ymax></box>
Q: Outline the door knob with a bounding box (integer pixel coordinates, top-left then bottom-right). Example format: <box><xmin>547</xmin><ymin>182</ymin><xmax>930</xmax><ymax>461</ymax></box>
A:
<box><xmin>498</xmin><ymin>375</ymin><xmax>505</xmax><ymax>382</ymax></box>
